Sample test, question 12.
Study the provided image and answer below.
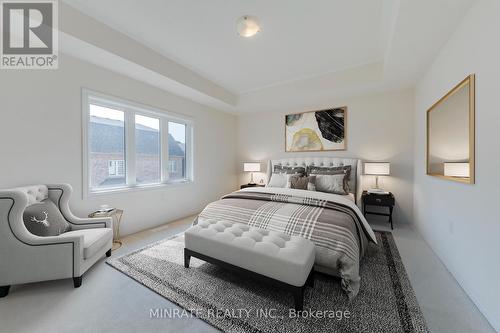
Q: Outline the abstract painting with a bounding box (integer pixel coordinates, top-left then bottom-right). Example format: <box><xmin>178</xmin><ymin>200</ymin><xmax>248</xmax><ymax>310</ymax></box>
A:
<box><xmin>285</xmin><ymin>107</ymin><xmax>347</xmax><ymax>152</ymax></box>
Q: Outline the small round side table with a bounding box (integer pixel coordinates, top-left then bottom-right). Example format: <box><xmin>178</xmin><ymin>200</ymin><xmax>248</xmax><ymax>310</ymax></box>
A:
<box><xmin>88</xmin><ymin>209</ymin><xmax>124</xmax><ymax>250</ymax></box>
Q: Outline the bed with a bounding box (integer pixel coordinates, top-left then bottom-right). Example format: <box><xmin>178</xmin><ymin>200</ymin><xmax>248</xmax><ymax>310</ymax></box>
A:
<box><xmin>197</xmin><ymin>157</ymin><xmax>377</xmax><ymax>298</ymax></box>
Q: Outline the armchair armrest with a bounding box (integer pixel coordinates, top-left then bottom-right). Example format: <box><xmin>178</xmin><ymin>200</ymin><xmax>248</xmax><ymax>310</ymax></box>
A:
<box><xmin>47</xmin><ymin>184</ymin><xmax>112</xmax><ymax>230</ymax></box>
<box><xmin>28</xmin><ymin>233</ymin><xmax>83</xmax><ymax>250</ymax></box>
<box><xmin>70</xmin><ymin>216</ymin><xmax>112</xmax><ymax>229</ymax></box>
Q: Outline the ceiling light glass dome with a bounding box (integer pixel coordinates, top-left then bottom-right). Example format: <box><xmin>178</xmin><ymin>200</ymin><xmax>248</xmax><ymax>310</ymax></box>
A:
<box><xmin>236</xmin><ymin>15</ymin><xmax>261</xmax><ymax>37</ymax></box>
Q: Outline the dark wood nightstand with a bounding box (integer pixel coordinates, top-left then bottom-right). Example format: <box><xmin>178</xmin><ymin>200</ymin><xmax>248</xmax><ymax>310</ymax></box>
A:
<box><xmin>362</xmin><ymin>191</ymin><xmax>395</xmax><ymax>229</ymax></box>
<box><xmin>240</xmin><ymin>184</ymin><xmax>265</xmax><ymax>189</ymax></box>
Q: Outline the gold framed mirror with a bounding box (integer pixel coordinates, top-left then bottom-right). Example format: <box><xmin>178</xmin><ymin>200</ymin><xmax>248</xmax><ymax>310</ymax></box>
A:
<box><xmin>426</xmin><ymin>74</ymin><xmax>475</xmax><ymax>184</ymax></box>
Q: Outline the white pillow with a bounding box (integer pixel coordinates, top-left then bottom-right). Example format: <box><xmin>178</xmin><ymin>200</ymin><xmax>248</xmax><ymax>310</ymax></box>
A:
<box><xmin>266</xmin><ymin>173</ymin><xmax>288</xmax><ymax>188</ymax></box>
<box><xmin>314</xmin><ymin>174</ymin><xmax>348</xmax><ymax>195</ymax></box>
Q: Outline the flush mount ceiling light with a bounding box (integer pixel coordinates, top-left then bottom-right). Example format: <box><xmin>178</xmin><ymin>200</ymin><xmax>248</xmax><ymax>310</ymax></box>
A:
<box><xmin>236</xmin><ymin>15</ymin><xmax>261</xmax><ymax>37</ymax></box>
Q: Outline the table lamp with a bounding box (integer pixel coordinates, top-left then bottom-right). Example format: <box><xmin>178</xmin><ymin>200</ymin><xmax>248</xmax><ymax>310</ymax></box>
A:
<box><xmin>364</xmin><ymin>162</ymin><xmax>390</xmax><ymax>193</ymax></box>
<box><xmin>243</xmin><ymin>162</ymin><xmax>261</xmax><ymax>185</ymax></box>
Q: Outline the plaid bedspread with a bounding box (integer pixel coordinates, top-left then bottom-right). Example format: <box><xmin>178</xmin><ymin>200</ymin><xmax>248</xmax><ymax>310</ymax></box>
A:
<box><xmin>197</xmin><ymin>190</ymin><xmax>375</xmax><ymax>298</ymax></box>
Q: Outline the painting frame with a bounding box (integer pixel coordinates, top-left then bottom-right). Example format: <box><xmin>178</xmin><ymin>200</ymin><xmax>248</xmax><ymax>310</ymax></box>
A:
<box><xmin>285</xmin><ymin>107</ymin><xmax>347</xmax><ymax>152</ymax></box>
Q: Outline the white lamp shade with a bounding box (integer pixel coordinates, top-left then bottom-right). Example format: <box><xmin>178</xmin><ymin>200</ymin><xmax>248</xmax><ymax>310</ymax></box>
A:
<box><xmin>364</xmin><ymin>162</ymin><xmax>390</xmax><ymax>175</ymax></box>
<box><xmin>243</xmin><ymin>162</ymin><xmax>261</xmax><ymax>172</ymax></box>
<box><xmin>444</xmin><ymin>162</ymin><xmax>469</xmax><ymax>177</ymax></box>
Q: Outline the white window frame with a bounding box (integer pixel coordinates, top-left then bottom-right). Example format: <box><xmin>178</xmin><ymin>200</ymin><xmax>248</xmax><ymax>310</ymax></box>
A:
<box><xmin>82</xmin><ymin>89</ymin><xmax>194</xmax><ymax>197</ymax></box>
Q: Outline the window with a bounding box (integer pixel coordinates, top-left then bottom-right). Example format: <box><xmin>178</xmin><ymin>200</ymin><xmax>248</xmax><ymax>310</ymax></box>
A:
<box><xmin>89</xmin><ymin>105</ymin><xmax>125</xmax><ymax>189</ymax></box>
<box><xmin>83</xmin><ymin>90</ymin><xmax>193</xmax><ymax>195</ymax></box>
<box><xmin>135</xmin><ymin>115</ymin><xmax>160</xmax><ymax>185</ymax></box>
<box><xmin>168</xmin><ymin>160</ymin><xmax>177</xmax><ymax>173</ymax></box>
<box><xmin>168</xmin><ymin>122</ymin><xmax>186</xmax><ymax>180</ymax></box>
<box><xmin>108</xmin><ymin>160</ymin><xmax>125</xmax><ymax>177</ymax></box>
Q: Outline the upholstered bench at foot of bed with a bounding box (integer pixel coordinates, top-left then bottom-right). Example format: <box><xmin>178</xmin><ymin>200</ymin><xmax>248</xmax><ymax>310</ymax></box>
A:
<box><xmin>184</xmin><ymin>219</ymin><xmax>316</xmax><ymax>310</ymax></box>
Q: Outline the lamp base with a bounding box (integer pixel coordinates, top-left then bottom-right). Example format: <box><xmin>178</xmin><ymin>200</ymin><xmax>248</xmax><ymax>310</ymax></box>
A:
<box><xmin>368</xmin><ymin>188</ymin><xmax>389</xmax><ymax>195</ymax></box>
<box><xmin>247</xmin><ymin>182</ymin><xmax>256</xmax><ymax>185</ymax></box>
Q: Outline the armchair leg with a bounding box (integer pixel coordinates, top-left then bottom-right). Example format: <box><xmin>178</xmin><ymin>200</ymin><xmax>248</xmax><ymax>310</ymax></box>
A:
<box><xmin>73</xmin><ymin>276</ymin><xmax>82</xmax><ymax>288</ymax></box>
<box><xmin>0</xmin><ymin>285</ymin><xmax>10</xmax><ymax>298</ymax></box>
<box><xmin>106</xmin><ymin>249</ymin><xmax>112</xmax><ymax>257</ymax></box>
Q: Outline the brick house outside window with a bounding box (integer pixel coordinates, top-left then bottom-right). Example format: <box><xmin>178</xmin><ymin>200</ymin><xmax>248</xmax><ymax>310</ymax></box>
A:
<box><xmin>89</xmin><ymin>116</ymin><xmax>185</xmax><ymax>187</ymax></box>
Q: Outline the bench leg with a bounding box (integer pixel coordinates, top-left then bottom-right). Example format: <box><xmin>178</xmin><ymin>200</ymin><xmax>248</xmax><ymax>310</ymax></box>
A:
<box><xmin>0</xmin><ymin>285</ymin><xmax>10</xmax><ymax>298</ymax></box>
<box><xmin>292</xmin><ymin>286</ymin><xmax>304</xmax><ymax>311</ymax></box>
<box><xmin>306</xmin><ymin>270</ymin><xmax>315</xmax><ymax>288</ymax></box>
<box><xmin>184</xmin><ymin>249</ymin><xmax>191</xmax><ymax>268</ymax></box>
<box><xmin>73</xmin><ymin>276</ymin><xmax>82</xmax><ymax>288</ymax></box>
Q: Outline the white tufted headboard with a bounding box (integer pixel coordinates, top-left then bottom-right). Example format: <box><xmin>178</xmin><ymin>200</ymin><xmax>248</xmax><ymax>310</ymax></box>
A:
<box><xmin>266</xmin><ymin>157</ymin><xmax>363</xmax><ymax>205</ymax></box>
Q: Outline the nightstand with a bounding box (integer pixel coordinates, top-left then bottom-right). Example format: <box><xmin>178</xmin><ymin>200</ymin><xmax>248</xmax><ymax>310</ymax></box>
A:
<box><xmin>362</xmin><ymin>191</ymin><xmax>395</xmax><ymax>229</ymax></box>
<box><xmin>240</xmin><ymin>184</ymin><xmax>265</xmax><ymax>189</ymax></box>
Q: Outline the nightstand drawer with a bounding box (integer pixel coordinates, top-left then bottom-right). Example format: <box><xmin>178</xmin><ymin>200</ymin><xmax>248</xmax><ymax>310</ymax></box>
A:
<box><xmin>363</xmin><ymin>194</ymin><xmax>395</xmax><ymax>206</ymax></box>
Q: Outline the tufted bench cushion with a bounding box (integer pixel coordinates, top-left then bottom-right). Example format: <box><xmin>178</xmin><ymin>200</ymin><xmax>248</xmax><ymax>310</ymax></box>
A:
<box><xmin>184</xmin><ymin>219</ymin><xmax>315</xmax><ymax>287</ymax></box>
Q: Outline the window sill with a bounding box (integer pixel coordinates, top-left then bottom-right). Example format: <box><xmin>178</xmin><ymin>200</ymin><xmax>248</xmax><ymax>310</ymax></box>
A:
<box><xmin>85</xmin><ymin>180</ymin><xmax>193</xmax><ymax>198</ymax></box>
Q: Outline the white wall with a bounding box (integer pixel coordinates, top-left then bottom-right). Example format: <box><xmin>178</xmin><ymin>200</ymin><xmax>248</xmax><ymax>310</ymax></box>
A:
<box><xmin>414</xmin><ymin>0</ymin><xmax>500</xmax><ymax>330</ymax></box>
<box><xmin>0</xmin><ymin>54</ymin><xmax>238</xmax><ymax>236</ymax></box>
<box><xmin>236</xmin><ymin>89</ymin><xmax>415</xmax><ymax>224</ymax></box>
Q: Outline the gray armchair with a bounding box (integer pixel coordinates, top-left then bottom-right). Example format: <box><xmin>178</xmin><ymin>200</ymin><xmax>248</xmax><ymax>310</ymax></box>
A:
<box><xmin>0</xmin><ymin>184</ymin><xmax>113</xmax><ymax>297</ymax></box>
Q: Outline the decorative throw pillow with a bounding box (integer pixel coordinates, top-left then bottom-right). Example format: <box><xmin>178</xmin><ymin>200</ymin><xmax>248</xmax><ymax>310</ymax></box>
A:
<box><xmin>286</xmin><ymin>174</ymin><xmax>316</xmax><ymax>191</ymax></box>
<box><xmin>307</xmin><ymin>165</ymin><xmax>351</xmax><ymax>176</ymax></box>
<box><xmin>23</xmin><ymin>199</ymin><xmax>71</xmax><ymax>237</ymax></box>
<box><xmin>308</xmin><ymin>165</ymin><xmax>351</xmax><ymax>192</ymax></box>
<box><xmin>314</xmin><ymin>174</ymin><xmax>349</xmax><ymax>195</ymax></box>
<box><xmin>267</xmin><ymin>173</ymin><xmax>288</xmax><ymax>188</ymax></box>
<box><xmin>273</xmin><ymin>165</ymin><xmax>306</xmax><ymax>176</ymax></box>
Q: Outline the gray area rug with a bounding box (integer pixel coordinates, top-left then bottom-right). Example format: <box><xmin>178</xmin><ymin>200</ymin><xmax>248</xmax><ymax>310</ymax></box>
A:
<box><xmin>107</xmin><ymin>231</ymin><xmax>429</xmax><ymax>333</ymax></box>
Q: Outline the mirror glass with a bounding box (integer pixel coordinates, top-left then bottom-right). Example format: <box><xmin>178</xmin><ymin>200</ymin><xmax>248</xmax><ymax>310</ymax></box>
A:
<box><xmin>427</xmin><ymin>75</ymin><xmax>475</xmax><ymax>184</ymax></box>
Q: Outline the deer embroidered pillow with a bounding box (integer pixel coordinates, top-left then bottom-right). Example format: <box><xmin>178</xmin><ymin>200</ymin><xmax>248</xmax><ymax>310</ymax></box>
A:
<box><xmin>23</xmin><ymin>199</ymin><xmax>71</xmax><ymax>236</ymax></box>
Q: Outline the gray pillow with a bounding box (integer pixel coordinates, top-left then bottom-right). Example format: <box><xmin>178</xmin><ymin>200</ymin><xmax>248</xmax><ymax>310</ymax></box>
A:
<box><xmin>273</xmin><ymin>165</ymin><xmax>306</xmax><ymax>176</ymax></box>
<box><xmin>308</xmin><ymin>165</ymin><xmax>351</xmax><ymax>192</ymax></box>
<box><xmin>307</xmin><ymin>165</ymin><xmax>351</xmax><ymax>176</ymax></box>
<box><xmin>23</xmin><ymin>199</ymin><xmax>71</xmax><ymax>236</ymax></box>
<box><xmin>315</xmin><ymin>174</ymin><xmax>349</xmax><ymax>195</ymax></box>
<box><xmin>286</xmin><ymin>174</ymin><xmax>316</xmax><ymax>191</ymax></box>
